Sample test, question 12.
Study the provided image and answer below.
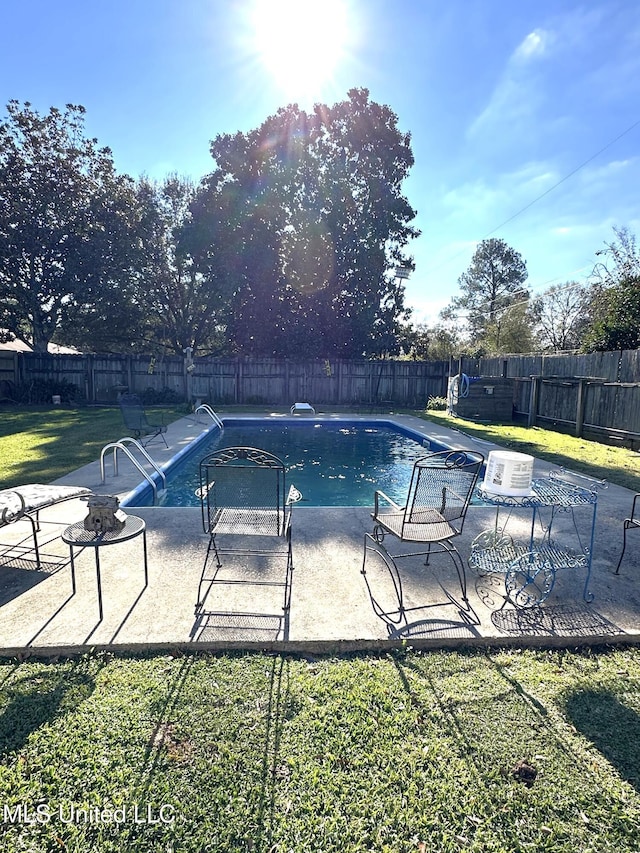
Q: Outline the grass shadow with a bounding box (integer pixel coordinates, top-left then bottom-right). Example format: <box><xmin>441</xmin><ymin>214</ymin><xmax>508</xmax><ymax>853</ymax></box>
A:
<box><xmin>0</xmin><ymin>662</ymin><xmax>96</xmax><ymax>756</ymax></box>
<box><xmin>565</xmin><ymin>687</ymin><xmax>640</xmax><ymax>792</ymax></box>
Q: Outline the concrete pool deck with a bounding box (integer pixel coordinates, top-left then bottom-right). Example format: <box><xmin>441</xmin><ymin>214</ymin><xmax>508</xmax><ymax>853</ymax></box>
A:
<box><xmin>0</xmin><ymin>410</ymin><xmax>638</xmax><ymax>656</ymax></box>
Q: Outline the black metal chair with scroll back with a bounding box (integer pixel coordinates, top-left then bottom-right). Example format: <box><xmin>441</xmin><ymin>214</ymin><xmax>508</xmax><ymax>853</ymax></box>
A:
<box><xmin>119</xmin><ymin>393</ymin><xmax>168</xmax><ymax>448</ymax></box>
<box><xmin>362</xmin><ymin>449</ymin><xmax>484</xmax><ymax>627</ymax></box>
<box><xmin>195</xmin><ymin>446</ymin><xmax>302</xmax><ymax>618</ymax></box>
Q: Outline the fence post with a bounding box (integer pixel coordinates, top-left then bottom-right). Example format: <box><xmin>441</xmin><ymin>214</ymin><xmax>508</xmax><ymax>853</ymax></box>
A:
<box><xmin>575</xmin><ymin>378</ymin><xmax>587</xmax><ymax>437</ymax></box>
<box><xmin>236</xmin><ymin>358</ymin><xmax>242</xmax><ymax>404</ymax></box>
<box><xmin>86</xmin><ymin>353</ymin><xmax>94</xmax><ymax>402</ymax></box>
<box><xmin>528</xmin><ymin>375</ymin><xmax>540</xmax><ymax>427</ymax></box>
<box><xmin>126</xmin><ymin>355</ymin><xmax>133</xmax><ymax>395</ymax></box>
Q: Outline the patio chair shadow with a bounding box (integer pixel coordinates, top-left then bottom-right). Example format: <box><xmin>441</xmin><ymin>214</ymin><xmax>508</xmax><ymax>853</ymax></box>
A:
<box><xmin>387</xmin><ymin>614</ymin><xmax>481</xmax><ymax>641</ymax></box>
<box><xmin>118</xmin><ymin>655</ymin><xmax>289</xmax><ymax>852</ymax></box>
<box><xmin>191</xmin><ymin>610</ymin><xmax>287</xmax><ymax>643</ymax></box>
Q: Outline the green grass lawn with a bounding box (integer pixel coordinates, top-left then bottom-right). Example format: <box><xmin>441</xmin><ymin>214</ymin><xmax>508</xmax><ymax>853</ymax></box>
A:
<box><xmin>0</xmin><ymin>647</ymin><xmax>639</xmax><ymax>852</ymax></box>
<box><xmin>421</xmin><ymin>411</ymin><xmax>640</xmax><ymax>493</ymax></box>
<box><xmin>0</xmin><ymin>405</ymin><xmax>184</xmax><ymax>489</ymax></box>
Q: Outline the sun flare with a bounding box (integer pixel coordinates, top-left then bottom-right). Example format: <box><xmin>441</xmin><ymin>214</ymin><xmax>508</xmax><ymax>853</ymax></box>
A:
<box><xmin>249</xmin><ymin>0</ymin><xmax>351</xmax><ymax>99</ymax></box>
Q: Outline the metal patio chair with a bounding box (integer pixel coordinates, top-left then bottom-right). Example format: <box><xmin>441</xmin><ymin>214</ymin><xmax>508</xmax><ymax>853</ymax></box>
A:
<box><xmin>0</xmin><ymin>483</ymin><xmax>92</xmax><ymax>568</ymax></box>
<box><xmin>195</xmin><ymin>446</ymin><xmax>302</xmax><ymax>616</ymax></box>
<box><xmin>615</xmin><ymin>493</ymin><xmax>640</xmax><ymax>573</ymax></box>
<box><xmin>362</xmin><ymin>449</ymin><xmax>484</xmax><ymax>625</ymax></box>
<box><xmin>119</xmin><ymin>393</ymin><xmax>168</xmax><ymax>448</ymax></box>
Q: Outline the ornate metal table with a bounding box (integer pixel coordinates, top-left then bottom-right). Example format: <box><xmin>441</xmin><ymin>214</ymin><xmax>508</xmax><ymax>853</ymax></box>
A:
<box><xmin>469</xmin><ymin>470</ymin><xmax>604</xmax><ymax>609</ymax></box>
<box><xmin>62</xmin><ymin>515</ymin><xmax>148</xmax><ymax>621</ymax></box>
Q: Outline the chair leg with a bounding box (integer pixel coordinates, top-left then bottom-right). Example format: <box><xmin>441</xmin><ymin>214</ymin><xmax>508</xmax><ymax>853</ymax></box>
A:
<box><xmin>194</xmin><ymin>538</ymin><xmax>222</xmax><ymax>615</ymax></box>
<box><xmin>615</xmin><ymin>521</ymin><xmax>630</xmax><ymax>574</ymax></box>
<box><xmin>208</xmin><ymin>534</ymin><xmax>222</xmax><ymax>569</ymax></box>
<box><xmin>25</xmin><ymin>513</ymin><xmax>42</xmax><ymax>569</ymax></box>
<box><xmin>283</xmin><ymin>535</ymin><xmax>294</xmax><ymax>614</ymax></box>
<box><xmin>442</xmin><ymin>540</ymin><xmax>470</xmax><ymax>608</ymax></box>
<box><xmin>361</xmin><ymin>534</ymin><xmax>406</xmax><ymax>625</ymax></box>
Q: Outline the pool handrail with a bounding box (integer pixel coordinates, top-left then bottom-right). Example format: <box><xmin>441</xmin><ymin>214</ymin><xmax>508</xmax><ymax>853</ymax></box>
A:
<box><xmin>194</xmin><ymin>404</ymin><xmax>224</xmax><ymax>429</ymax></box>
<box><xmin>100</xmin><ymin>437</ymin><xmax>167</xmax><ymax>504</ymax></box>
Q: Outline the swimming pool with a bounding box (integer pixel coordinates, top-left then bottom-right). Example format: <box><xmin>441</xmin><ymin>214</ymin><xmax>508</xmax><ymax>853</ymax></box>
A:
<box><xmin>123</xmin><ymin>419</ymin><xmax>451</xmax><ymax>508</ymax></box>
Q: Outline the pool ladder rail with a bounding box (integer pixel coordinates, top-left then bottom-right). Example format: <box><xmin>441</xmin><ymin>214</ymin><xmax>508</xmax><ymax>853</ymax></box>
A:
<box><xmin>194</xmin><ymin>403</ymin><xmax>224</xmax><ymax>430</ymax></box>
<box><xmin>100</xmin><ymin>437</ymin><xmax>167</xmax><ymax>505</ymax></box>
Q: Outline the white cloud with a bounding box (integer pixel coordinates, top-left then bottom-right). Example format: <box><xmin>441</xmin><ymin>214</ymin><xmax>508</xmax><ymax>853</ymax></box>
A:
<box><xmin>468</xmin><ymin>28</ymin><xmax>553</xmax><ymax>138</ymax></box>
<box><xmin>440</xmin><ymin>162</ymin><xmax>559</xmax><ymax>228</ymax></box>
<box><xmin>513</xmin><ymin>29</ymin><xmax>550</xmax><ymax>62</ymax></box>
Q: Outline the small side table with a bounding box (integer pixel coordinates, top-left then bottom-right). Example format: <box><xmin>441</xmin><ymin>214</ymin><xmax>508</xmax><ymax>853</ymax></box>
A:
<box><xmin>62</xmin><ymin>515</ymin><xmax>148</xmax><ymax>621</ymax></box>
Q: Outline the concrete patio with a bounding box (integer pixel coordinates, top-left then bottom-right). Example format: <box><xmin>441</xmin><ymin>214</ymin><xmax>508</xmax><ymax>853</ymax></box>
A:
<box><xmin>0</xmin><ymin>412</ymin><xmax>638</xmax><ymax>656</ymax></box>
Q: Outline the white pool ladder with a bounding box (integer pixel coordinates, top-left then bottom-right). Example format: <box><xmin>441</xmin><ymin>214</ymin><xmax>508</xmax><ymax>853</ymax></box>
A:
<box><xmin>100</xmin><ymin>437</ymin><xmax>167</xmax><ymax>505</ymax></box>
<box><xmin>194</xmin><ymin>403</ymin><xmax>224</xmax><ymax>429</ymax></box>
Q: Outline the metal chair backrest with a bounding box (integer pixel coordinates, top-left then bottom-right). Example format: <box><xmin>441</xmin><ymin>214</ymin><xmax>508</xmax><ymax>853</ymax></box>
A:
<box><xmin>199</xmin><ymin>446</ymin><xmax>287</xmax><ymax>536</ymax></box>
<box><xmin>119</xmin><ymin>393</ymin><xmax>152</xmax><ymax>431</ymax></box>
<box><xmin>404</xmin><ymin>449</ymin><xmax>484</xmax><ymax>536</ymax></box>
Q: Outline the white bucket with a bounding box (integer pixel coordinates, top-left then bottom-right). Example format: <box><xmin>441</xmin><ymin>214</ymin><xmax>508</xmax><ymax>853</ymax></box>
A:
<box><xmin>482</xmin><ymin>451</ymin><xmax>534</xmax><ymax>497</ymax></box>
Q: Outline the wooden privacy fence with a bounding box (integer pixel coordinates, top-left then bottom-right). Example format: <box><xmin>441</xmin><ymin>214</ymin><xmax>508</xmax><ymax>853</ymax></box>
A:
<box><xmin>460</xmin><ymin>349</ymin><xmax>640</xmax><ymax>446</ymax></box>
<box><xmin>2</xmin><ymin>348</ymin><xmax>639</xmax><ymax>443</ymax></box>
<box><xmin>0</xmin><ymin>352</ymin><xmax>450</xmax><ymax>408</ymax></box>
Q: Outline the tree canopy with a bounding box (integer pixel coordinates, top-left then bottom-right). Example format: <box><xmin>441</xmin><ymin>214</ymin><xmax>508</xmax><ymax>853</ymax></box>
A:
<box><xmin>581</xmin><ymin>227</ymin><xmax>640</xmax><ymax>352</ymax></box>
<box><xmin>0</xmin><ymin>100</ymin><xmax>142</xmax><ymax>352</ymax></box>
<box><xmin>441</xmin><ymin>238</ymin><xmax>530</xmax><ymax>354</ymax></box>
<box><xmin>192</xmin><ymin>89</ymin><xmax>419</xmax><ymax>357</ymax></box>
<box><xmin>0</xmin><ymin>92</ymin><xmax>418</xmax><ymax>357</ymax></box>
<box><xmin>581</xmin><ymin>275</ymin><xmax>640</xmax><ymax>352</ymax></box>
<box><xmin>3</xmin><ymin>94</ymin><xmax>639</xmax><ymax>361</ymax></box>
<box><xmin>533</xmin><ymin>282</ymin><xmax>591</xmax><ymax>352</ymax></box>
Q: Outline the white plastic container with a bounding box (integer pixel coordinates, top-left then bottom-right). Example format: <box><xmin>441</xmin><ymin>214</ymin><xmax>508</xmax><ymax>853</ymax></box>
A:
<box><xmin>482</xmin><ymin>451</ymin><xmax>534</xmax><ymax>497</ymax></box>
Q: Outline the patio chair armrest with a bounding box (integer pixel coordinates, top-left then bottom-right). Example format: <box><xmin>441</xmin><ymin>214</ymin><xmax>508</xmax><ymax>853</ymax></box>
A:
<box><xmin>0</xmin><ymin>490</ymin><xmax>27</xmax><ymax>525</ymax></box>
<box><xmin>374</xmin><ymin>490</ymin><xmax>402</xmax><ymax>515</ymax></box>
<box><xmin>631</xmin><ymin>493</ymin><xmax>640</xmax><ymax>523</ymax></box>
<box><xmin>443</xmin><ymin>485</ymin><xmax>465</xmax><ymax>503</ymax></box>
<box><xmin>195</xmin><ymin>482</ymin><xmax>214</xmax><ymax>501</ymax></box>
<box><xmin>286</xmin><ymin>485</ymin><xmax>303</xmax><ymax>506</ymax></box>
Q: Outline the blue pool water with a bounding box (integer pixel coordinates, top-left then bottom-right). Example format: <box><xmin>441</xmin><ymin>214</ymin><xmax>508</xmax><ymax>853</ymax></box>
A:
<box><xmin>124</xmin><ymin>419</ymin><xmax>449</xmax><ymax>508</ymax></box>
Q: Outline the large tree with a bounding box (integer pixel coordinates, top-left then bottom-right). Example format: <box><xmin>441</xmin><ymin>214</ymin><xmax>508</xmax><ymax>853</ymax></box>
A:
<box><xmin>442</xmin><ymin>238</ymin><xmax>530</xmax><ymax>352</ymax></box>
<box><xmin>581</xmin><ymin>275</ymin><xmax>640</xmax><ymax>352</ymax></box>
<box><xmin>192</xmin><ymin>89</ymin><xmax>419</xmax><ymax>357</ymax></box>
<box><xmin>0</xmin><ymin>101</ymin><xmax>142</xmax><ymax>352</ymax></box>
<box><xmin>533</xmin><ymin>282</ymin><xmax>591</xmax><ymax>352</ymax></box>
<box><xmin>131</xmin><ymin>175</ymin><xmax>232</xmax><ymax>356</ymax></box>
<box><xmin>591</xmin><ymin>225</ymin><xmax>639</xmax><ymax>288</ymax></box>
<box><xmin>581</xmin><ymin>226</ymin><xmax>640</xmax><ymax>352</ymax></box>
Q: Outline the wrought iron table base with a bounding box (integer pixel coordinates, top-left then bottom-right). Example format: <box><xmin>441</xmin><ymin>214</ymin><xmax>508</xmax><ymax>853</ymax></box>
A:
<box><xmin>62</xmin><ymin>516</ymin><xmax>148</xmax><ymax>621</ymax></box>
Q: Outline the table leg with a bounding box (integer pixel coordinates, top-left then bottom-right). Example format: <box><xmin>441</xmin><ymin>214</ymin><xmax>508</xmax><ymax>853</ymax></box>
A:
<box><xmin>95</xmin><ymin>549</ymin><xmax>103</xmax><ymax>622</ymax></box>
<box><xmin>69</xmin><ymin>547</ymin><xmax>76</xmax><ymax>596</ymax></box>
<box><xmin>142</xmin><ymin>529</ymin><xmax>149</xmax><ymax>588</ymax></box>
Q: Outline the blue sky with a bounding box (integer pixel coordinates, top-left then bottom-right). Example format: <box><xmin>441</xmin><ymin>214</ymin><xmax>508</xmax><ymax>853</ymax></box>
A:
<box><xmin>2</xmin><ymin>0</ymin><xmax>639</xmax><ymax>325</ymax></box>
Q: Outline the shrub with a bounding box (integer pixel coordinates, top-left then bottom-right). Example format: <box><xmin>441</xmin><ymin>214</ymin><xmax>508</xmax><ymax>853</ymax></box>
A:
<box><xmin>12</xmin><ymin>378</ymin><xmax>80</xmax><ymax>404</ymax></box>
<box><xmin>427</xmin><ymin>395</ymin><xmax>448</xmax><ymax>411</ymax></box>
<box><xmin>141</xmin><ymin>386</ymin><xmax>183</xmax><ymax>405</ymax></box>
